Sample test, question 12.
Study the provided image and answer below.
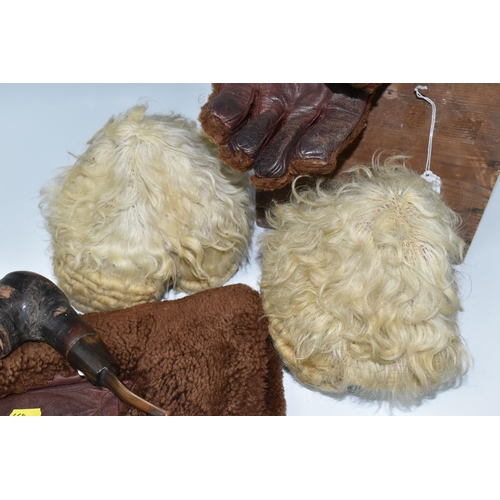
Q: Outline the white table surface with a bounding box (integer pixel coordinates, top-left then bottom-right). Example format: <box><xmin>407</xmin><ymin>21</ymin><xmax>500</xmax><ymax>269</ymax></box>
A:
<box><xmin>1</xmin><ymin>83</ymin><xmax>499</xmax><ymax>416</ymax></box>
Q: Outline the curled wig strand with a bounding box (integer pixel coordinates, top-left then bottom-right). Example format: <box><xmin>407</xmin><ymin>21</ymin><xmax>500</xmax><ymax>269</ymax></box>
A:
<box><xmin>40</xmin><ymin>105</ymin><xmax>253</xmax><ymax>313</ymax></box>
<box><xmin>260</xmin><ymin>156</ymin><xmax>471</xmax><ymax>404</ymax></box>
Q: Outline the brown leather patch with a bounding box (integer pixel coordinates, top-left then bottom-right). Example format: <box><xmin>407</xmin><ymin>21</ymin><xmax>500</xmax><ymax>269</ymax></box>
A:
<box><xmin>0</xmin><ymin>374</ymin><xmax>133</xmax><ymax>416</ymax></box>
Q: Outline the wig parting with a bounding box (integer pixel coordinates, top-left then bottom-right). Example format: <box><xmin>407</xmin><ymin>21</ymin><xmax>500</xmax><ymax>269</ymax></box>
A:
<box><xmin>40</xmin><ymin>105</ymin><xmax>253</xmax><ymax>313</ymax></box>
<box><xmin>260</xmin><ymin>156</ymin><xmax>471</xmax><ymax>403</ymax></box>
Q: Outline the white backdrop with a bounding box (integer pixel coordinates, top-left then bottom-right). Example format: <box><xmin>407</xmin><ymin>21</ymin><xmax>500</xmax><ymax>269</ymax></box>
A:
<box><xmin>1</xmin><ymin>83</ymin><xmax>498</xmax><ymax>416</ymax></box>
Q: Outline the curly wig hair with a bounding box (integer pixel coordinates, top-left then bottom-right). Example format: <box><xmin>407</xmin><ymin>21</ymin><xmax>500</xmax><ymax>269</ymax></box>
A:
<box><xmin>40</xmin><ymin>105</ymin><xmax>253</xmax><ymax>313</ymax></box>
<box><xmin>260</xmin><ymin>156</ymin><xmax>471</xmax><ymax>404</ymax></box>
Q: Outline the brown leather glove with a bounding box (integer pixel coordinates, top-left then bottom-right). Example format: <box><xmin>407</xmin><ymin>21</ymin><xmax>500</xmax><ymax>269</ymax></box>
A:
<box><xmin>199</xmin><ymin>83</ymin><xmax>382</xmax><ymax>190</ymax></box>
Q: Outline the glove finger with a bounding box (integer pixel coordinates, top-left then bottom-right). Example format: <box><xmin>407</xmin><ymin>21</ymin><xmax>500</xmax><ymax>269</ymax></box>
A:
<box><xmin>228</xmin><ymin>107</ymin><xmax>283</xmax><ymax>158</ymax></box>
<box><xmin>295</xmin><ymin>97</ymin><xmax>367</xmax><ymax>163</ymax></box>
<box><xmin>253</xmin><ymin>115</ymin><xmax>310</xmax><ymax>178</ymax></box>
<box><xmin>208</xmin><ymin>83</ymin><xmax>256</xmax><ymax>131</ymax></box>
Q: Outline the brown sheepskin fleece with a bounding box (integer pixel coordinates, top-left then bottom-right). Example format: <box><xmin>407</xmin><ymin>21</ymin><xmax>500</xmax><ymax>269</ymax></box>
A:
<box><xmin>0</xmin><ymin>284</ymin><xmax>286</xmax><ymax>416</ymax></box>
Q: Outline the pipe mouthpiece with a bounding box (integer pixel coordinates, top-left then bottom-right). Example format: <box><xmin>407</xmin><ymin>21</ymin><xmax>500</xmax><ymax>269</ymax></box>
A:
<box><xmin>100</xmin><ymin>368</ymin><xmax>172</xmax><ymax>416</ymax></box>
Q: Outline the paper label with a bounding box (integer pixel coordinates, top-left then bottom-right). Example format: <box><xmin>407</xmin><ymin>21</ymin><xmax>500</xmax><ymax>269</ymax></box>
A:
<box><xmin>421</xmin><ymin>170</ymin><xmax>442</xmax><ymax>194</ymax></box>
<box><xmin>9</xmin><ymin>408</ymin><xmax>42</xmax><ymax>416</ymax></box>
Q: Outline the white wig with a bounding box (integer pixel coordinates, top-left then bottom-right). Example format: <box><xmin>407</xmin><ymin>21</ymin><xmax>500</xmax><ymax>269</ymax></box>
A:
<box><xmin>260</xmin><ymin>156</ymin><xmax>470</xmax><ymax>404</ymax></box>
<box><xmin>40</xmin><ymin>105</ymin><xmax>253</xmax><ymax>313</ymax></box>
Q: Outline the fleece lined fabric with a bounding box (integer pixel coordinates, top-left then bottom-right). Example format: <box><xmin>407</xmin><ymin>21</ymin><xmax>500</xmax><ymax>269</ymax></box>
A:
<box><xmin>0</xmin><ymin>284</ymin><xmax>285</xmax><ymax>416</ymax></box>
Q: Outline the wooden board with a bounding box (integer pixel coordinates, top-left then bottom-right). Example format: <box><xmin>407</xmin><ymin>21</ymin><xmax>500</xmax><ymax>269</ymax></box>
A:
<box><xmin>256</xmin><ymin>83</ymin><xmax>500</xmax><ymax>248</ymax></box>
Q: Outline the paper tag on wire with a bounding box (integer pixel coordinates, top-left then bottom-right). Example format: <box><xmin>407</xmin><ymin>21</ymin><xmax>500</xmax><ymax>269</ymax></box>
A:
<box><xmin>421</xmin><ymin>170</ymin><xmax>442</xmax><ymax>193</ymax></box>
<box><xmin>414</xmin><ymin>86</ymin><xmax>442</xmax><ymax>194</ymax></box>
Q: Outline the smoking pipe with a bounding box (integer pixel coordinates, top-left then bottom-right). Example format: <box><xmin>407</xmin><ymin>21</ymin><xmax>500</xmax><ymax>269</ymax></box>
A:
<box><xmin>0</xmin><ymin>270</ymin><xmax>171</xmax><ymax>416</ymax></box>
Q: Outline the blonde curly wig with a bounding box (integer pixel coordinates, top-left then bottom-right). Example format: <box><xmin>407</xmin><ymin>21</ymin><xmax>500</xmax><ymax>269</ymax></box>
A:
<box><xmin>260</xmin><ymin>156</ymin><xmax>470</xmax><ymax>404</ymax></box>
<box><xmin>40</xmin><ymin>105</ymin><xmax>253</xmax><ymax>313</ymax></box>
